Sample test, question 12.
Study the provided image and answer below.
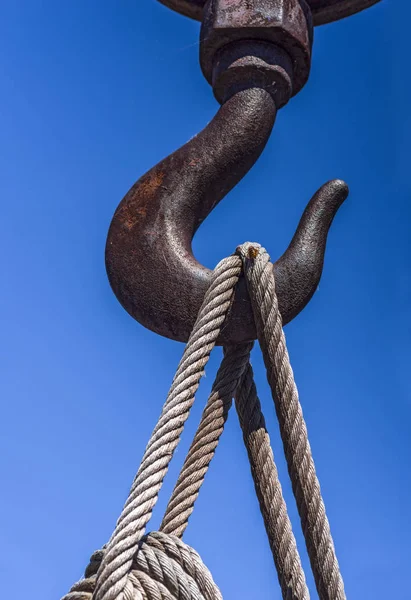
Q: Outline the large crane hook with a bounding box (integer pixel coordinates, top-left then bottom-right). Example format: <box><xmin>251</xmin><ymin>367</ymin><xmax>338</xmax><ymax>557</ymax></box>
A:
<box><xmin>105</xmin><ymin>0</ymin><xmax>379</xmax><ymax>344</ymax></box>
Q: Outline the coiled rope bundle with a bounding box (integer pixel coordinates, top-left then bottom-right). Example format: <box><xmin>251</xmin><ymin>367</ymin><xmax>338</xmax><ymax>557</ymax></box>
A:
<box><xmin>63</xmin><ymin>244</ymin><xmax>345</xmax><ymax>600</ymax></box>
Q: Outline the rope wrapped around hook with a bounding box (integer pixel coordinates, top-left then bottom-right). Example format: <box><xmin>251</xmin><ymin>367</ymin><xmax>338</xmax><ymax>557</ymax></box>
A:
<box><xmin>63</xmin><ymin>244</ymin><xmax>345</xmax><ymax>600</ymax></box>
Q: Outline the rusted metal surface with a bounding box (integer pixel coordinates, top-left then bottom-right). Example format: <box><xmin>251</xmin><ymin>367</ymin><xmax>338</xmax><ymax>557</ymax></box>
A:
<box><xmin>106</xmin><ymin>87</ymin><xmax>348</xmax><ymax>344</ymax></box>
<box><xmin>106</xmin><ymin>0</ymin><xmax>378</xmax><ymax>342</ymax></box>
<box><xmin>211</xmin><ymin>41</ymin><xmax>294</xmax><ymax>106</ymax></box>
<box><xmin>200</xmin><ymin>0</ymin><xmax>313</xmax><ymax>98</ymax></box>
<box><xmin>156</xmin><ymin>0</ymin><xmax>381</xmax><ymax>26</ymax></box>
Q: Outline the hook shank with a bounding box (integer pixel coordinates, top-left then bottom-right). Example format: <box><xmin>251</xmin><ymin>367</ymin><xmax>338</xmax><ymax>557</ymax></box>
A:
<box><xmin>106</xmin><ymin>87</ymin><xmax>277</xmax><ymax>343</ymax></box>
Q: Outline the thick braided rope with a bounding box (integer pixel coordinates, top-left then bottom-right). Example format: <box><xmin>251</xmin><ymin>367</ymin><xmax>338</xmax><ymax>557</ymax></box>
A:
<box><xmin>234</xmin><ymin>360</ymin><xmax>310</xmax><ymax>600</ymax></box>
<box><xmin>63</xmin><ymin>532</ymin><xmax>222</xmax><ymax>600</ymax></box>
<box><xmin>161</xmin><ymin>340</ymin><xmax>309</xmax><ymax>600</ymax></box>
<box><xmin>160</xmin><ymin>343</ymin><xmax>253</xmax><ymax>538</ymax></box>
<box><xmin>92</xmin><ymin>256</ymin><xmax>242</xmax><ymax>600</ymax></box>
<box><xmin>237</xmin><ymin>243</ymin><xmax>345</xmax><ymax>600</ymax></box>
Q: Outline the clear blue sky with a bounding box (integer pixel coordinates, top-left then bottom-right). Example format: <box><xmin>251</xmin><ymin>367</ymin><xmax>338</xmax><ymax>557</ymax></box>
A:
<box><xmin>1</xmin><ymin>1</ymin><xmax>408</xmax><ymax>598</ymax></box>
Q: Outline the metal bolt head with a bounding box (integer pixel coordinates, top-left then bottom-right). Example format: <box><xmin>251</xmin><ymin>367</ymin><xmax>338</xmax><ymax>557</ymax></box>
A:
<box><xmin>200</xmin><ymin>0</ymin><xmax>313</xmax><ymax>98</ymax></box>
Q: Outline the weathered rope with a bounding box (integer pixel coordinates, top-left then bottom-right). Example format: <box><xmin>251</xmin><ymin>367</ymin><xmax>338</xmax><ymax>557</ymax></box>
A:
<box><xmin>64</xmin><ymin>243</ymin><xmax>344</xmax><ymax>600</ymax></box>
<box><xmin>234</xmin><ymin>359</ymin><xmax>310</xmax><ymax>600</ymax></box>
<box><xmin>237</xmin><ymin>242</ymin><xmax>345</xmax><ymax>600</ymax></box>
<box><xmin>160</xmin><ymin>343</ymin><xmax>253</xmax><ymax>538</ymax></box>
<box><xmin>162</xmin><ymin>340</ymin><xmax>310</xmax><ymax>600</ymax></box>
<box><xmin>91</xmin><ymin>256</ymin><xmax>242</xmax><ymax>600</ymax></box>
<box><xmin>63</xmin><ymin>532</ymin><xmax>222</xmax><ymax>600</ymax></box>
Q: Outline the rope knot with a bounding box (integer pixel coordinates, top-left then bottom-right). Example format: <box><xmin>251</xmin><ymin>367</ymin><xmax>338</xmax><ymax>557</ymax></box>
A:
<box><xmin>64</xmin><ymin>533</ymin><xmax>222</xmax><ymax>600</ymax></box>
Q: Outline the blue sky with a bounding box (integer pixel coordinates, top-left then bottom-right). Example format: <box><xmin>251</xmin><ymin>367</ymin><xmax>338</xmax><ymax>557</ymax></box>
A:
<box><xmin>1</xmin><ymin>1</ymin><xmax>408</xmax><ymax>598</ymax></box>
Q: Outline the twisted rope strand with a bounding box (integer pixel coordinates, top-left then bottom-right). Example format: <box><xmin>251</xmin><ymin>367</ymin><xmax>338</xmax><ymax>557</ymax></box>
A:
<box><xmin>160</xmin><ymin>343</ymin><xmax>253</xmax><ymax>537</ymax></box>
<box><xmin>64</xmin><ymin>242</ymin><xmax>344</xmax><ymax>600</ymax></box>
<box><xmin>92</xmin><ymin>256</ymin><xmax>242</xmax><ymax>600</ymax></box>
<box><xmin>64</xmin><ymin>532</ymin><xmax>222</xmax><ymax>600</ymax></box>
<box><xmin>161</xmin><ymin>337</ymin><xmax>309</xmax><ymax>600</ymax></box>
<box><xmin>238</xmin><ymin>242</ymin><xmax>345</xmax><ymax>600</ymax></box>
<box><xmin>234</xmin><ymin>360</ymin><xmax>310</xmax><ymax>600</ymax></box>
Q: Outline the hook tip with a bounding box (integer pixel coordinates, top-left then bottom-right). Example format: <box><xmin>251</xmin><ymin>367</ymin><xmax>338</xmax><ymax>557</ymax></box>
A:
<box><xmin>321</xmin><ymin>178</ymin><xmax>349</xmax><ymax>205</ymax></box>
<box><xmin>273</xmin><ymin>178</ymin><xmax>349</xmax><ymax>325</ymax></box>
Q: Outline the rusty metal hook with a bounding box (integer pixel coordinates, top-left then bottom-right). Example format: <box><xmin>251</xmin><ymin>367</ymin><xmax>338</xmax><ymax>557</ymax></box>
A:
<box><xmin>105</xmin><ymin>86</ymin><xmax>348</xmax><ymax>344</ymax></box>
<box><xmin>104</xmin><ymin>0</ymin><xmax>380</xmax><ymax>344</ymax></box>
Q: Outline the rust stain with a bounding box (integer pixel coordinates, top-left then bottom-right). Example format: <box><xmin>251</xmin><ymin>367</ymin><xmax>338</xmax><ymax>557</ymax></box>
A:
<box><xmin>248</xmin><ymin>246</ymin><xmax>259</xmax><ymax>260</ymax></box>
<box><xmin>116</xmin><ymin>170</ymin><xmax>165</xmax><ymax>231</ymax></box>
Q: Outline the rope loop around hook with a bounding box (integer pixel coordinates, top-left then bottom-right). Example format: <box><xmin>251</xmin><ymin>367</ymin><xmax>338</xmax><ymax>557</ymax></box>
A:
<box><xmin>63</xmin><ymin>243</ymin><xmax>345</xmax><ymax>600</ymax></box>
